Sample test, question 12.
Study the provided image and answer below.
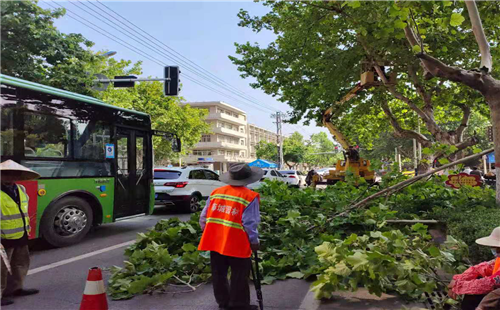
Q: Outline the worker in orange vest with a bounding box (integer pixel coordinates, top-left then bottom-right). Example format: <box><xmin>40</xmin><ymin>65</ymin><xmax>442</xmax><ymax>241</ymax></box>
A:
<box><xmin>198</xmin><ymin>163</ymin><xmax>264</xmax><ymax>310</ymax></box>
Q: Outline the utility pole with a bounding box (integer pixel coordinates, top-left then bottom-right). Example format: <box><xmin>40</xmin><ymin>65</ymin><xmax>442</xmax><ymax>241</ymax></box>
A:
<box><xmin>272</xmin><ymin>112</ymin><xmax>284</xmax><ymax>169</ymax></box>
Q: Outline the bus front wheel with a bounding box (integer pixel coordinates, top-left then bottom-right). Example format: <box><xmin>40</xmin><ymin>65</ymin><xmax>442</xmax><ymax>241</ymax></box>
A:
<box><xmin>40</xmin><ymin>196</ymin><xmax>94</xmax><ymax>247</ymax></box>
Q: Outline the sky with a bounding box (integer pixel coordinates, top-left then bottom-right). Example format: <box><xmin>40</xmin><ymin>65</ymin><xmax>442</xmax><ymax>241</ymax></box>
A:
<box><xmin>38</xmin><ymin>0</ymin><xmax>332</xmax><ymax>139</ymax></box>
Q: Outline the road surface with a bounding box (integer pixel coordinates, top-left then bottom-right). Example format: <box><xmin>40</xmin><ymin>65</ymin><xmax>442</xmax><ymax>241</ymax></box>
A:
<box><xmin>8</xmin><ymin>206</ymin><xmax>422</xmax><ymax>310</ymax></box>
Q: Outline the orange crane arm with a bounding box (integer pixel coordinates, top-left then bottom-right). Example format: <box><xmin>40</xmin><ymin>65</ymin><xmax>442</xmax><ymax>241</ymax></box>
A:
<box><xmin>322</xmin><ymin>83</ymin><xmax>367</xmax><ymax>149</ymax></box>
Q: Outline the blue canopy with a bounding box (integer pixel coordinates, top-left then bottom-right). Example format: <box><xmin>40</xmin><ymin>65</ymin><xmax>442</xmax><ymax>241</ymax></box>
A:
<box><xmin>248</xmin><ymin>159</ymin><xmax>278</xmax><ymax>168</ymax></box>
<box><xmin>488</xmin><ymin>152</ymin><xmax>495</xmax><ymax>164</ymax></box>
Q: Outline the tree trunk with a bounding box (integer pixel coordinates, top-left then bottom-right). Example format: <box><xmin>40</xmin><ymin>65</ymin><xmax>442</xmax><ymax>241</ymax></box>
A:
<box><xmin>487</xmin><ymin>96</ymin><xmax>500</xmax><ymax>204</ymax></box>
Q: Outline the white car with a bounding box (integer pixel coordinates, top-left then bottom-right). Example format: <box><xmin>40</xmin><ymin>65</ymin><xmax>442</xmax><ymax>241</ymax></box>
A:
<box><xmin>279</xmin><ymin>170</ymin><xmax>306</xmax><ymax>187</ymax></box>
<box><xmin>248</xmin><ymin>169</ymin><xmax>286</xmax><ymax>190</ymax></box>
<box><xmin>154</xmin><ymin>167</ymin><xmax>224</xmax><ymax>213</ymax></box>
<box><xmin>317</xmin><ymin>167</ymin><xmax>336</xmax><ymax>177</ymax></box>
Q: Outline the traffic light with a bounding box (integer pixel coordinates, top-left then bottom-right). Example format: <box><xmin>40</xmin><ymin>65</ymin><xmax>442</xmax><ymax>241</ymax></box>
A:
<box><xmin>164</xmin><ymin>66</ymin><xmax>180</xmax><ymax>96</ymax></box>
<box><xmin>113</xmin><ymin>75</ymin><xmax>137</xmax><ymax>88</ymax></box>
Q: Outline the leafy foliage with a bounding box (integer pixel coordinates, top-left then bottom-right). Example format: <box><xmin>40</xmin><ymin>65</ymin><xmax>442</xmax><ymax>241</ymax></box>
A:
<box><xmin>1</xmin><ymin>0</ymin><xmax>97</xmax><ymax>94</ymax></box>
<box><xmin>312</xmin><ymin>227</ymin><xmax>467</xmax><ymax>301</ymax></box>
<box><xmin>107</xmin><ymin>177</ymin><xmax>494</xmax><ymax>304</ymax></box>
<box><xmin>108</xmin><ymin>215</ymin><xmax>210</xmax><ymax>300</ymax></box>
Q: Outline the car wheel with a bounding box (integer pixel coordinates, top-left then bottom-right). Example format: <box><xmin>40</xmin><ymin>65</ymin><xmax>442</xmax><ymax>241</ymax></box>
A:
<box><xmin>40</xmin><ymin>196</ymin><xmax>93</xmax><ymax>247</ymax></box>
<box><xmin>184</xmin><ymin>193</ymin><xmax>201</xmax><ymax>213</ymax></box>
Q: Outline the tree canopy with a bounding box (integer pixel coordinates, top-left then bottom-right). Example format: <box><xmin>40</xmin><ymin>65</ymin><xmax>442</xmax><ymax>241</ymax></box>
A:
<box><xmin>230</xmin><ymin>1</ymin><xmax>499</xmax><ymax>165</ymax></box>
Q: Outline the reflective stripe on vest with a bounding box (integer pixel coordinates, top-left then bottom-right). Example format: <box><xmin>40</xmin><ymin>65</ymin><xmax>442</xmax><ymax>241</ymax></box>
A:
<box><xmin>198</xmin><ymin>185</ymin><xmax>259</xmax><ymax>258</ymax></box>
<box><xmin>0</xmin><ymin>186</ymin><xmax>30</xmax><ymax>240</ymax></box>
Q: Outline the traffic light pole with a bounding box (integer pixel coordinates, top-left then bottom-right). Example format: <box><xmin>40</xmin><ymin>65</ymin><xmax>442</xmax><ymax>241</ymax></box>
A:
<box><xmin>94</xmin><ymin>77</ymin><xmax>171</xmax><ymax>83</ymax></box>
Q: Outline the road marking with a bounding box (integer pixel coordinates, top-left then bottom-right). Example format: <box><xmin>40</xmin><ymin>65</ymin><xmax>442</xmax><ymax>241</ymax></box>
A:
<box><xmin>27</xmin><ymin>240</ymin><xmax>135</xmax><ymax>276</ymax></box>
<box><xmin>298</xmin><ymin>289</ymin><xmax>321</xmax><ymax>310</ymax></box>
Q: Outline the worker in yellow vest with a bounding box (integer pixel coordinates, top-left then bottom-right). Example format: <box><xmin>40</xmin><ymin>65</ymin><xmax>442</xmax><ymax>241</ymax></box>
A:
<box><xmin>1</xmin><ymin>160</ymin><xmax>40</xmax><ymax>306</ymax></box>
<box><xmin>198</xmin><ymin>163</ymin><xmax>264</xmax><ymax>310</ymax></box>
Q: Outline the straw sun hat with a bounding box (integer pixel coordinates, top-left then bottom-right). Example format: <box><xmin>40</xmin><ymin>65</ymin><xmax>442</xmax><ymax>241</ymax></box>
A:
<box><xmin>476</xmin><ymin>227</ymin><xmax>500</xmax><ymax>248</ymax></box>
<box><xmin>0</xmin><ymin>160</ymin><xmax>41</xmax><ymax>182</ymax></box>
<box><xmin>219</xmin><ymin>163</ymin><xmax>264</xmax><ymax>186</ymax></box>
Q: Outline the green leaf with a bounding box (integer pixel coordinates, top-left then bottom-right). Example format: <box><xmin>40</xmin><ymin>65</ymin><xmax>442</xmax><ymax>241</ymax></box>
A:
<box><xmin>345</xmin><ymin>252</ymin><xmax>369</xmax><ymax>270</ymax></box>
<box><xmin>450</xmin><ymin>13</ymin><xmax>465</xmax><ymax>27</ymax></box>
<box><xmin>286</xmin><ymin>271</ymin><xmax>304</xmax><ymax>279</ymax></box>
<box><xmin>422</xmin><ymin>148</ymin><xmax>433</xmax><ymax>155</ymax></box>
<box><xmin>330</xmin><ymin>262</ymin><xmax>352</xmax><ymax>277</ymax></box>
<box><xmin>443</xmin><ymin>1</ymin><xmax>453</xmax><ymax>7</ymax></box>
<box><xmin>438</xmin><ymin>158</ymin><xmax>450</xmax><ymax>165</ymax></box>
<box><xmin>181</xmin><ymin>243</ymin><xmax>197</xmax><ymax>252</ymax></box>
<box><xmin>473</xmin><ymin>147</ymin><xmax>482</xmax><ymax>154</ymax></box>
<box><xmin>394</xmin><ymin>19</ymin><xmax>407</xmax><ymax>29</ymax></box>
<box><xmin>412</xmin><ymin>45</ymin><xmax>422</xmax><ymax>53</ymax></box>
<box><xmin>347</xmin><ymin>1</ymin><xmax>361</xmax><ymax>9</ymax></box>
<box><xmin>429</xmin><ymin>246</ymin><xmax>441</xmax><ymax>257</ymax></box>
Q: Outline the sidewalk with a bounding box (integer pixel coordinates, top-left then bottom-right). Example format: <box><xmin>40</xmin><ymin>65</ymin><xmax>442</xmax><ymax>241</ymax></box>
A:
<box><xmin>107</xmin><ymin>279</ymin><xmax>425</xmax><ymax>310</ymax></box>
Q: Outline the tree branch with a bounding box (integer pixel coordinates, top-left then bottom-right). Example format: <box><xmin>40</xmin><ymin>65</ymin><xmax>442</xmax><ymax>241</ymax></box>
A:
<box><xmin>337</xmin><ymin>147</ymin><xmax>494</xmax><ymax>214</ymax></box>
<box><xmin>407</xmin><ymin>65</ymin><xmax>432</xmax><ymax>110</ymax></box>
<box><xmin>456</xmin><ymin>105</ymin><xmax>472</xmax><ymax>142</ymax></box>
<box><xmin>381</xmin><ymin>101</ymin><xmax>430</xmax><ymax>145</ymax></box>
<box><xmin>416</xmin><ymin>53</ymin><xmax>487</xmax><ymax>92</ymax></box>
<box><xmin>465</xmin><ymin>0</ymin><xmax>493</xmax><ymax>72</ymax></box>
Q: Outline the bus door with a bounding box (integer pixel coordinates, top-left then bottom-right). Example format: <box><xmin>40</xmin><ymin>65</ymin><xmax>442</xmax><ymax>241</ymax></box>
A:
<box><xmin>114</xmin><ymin>127</ymin><xmax>151</xmax><ymax>218</ymax></box>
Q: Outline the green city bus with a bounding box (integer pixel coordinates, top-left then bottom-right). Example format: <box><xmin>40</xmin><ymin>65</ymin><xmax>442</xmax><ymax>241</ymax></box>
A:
<box><xmin>0</xmin><ymin>74</ymin><xmax>180</xmax><ymax>247</ymax></box>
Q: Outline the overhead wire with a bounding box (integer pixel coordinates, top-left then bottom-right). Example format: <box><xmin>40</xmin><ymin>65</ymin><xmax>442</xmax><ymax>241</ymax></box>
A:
<box><xmin>78</xmin><ymin>0</ymin><xmax>276</xmax><ymax>114</ymax></box>
<box><xmin>46</xmin><ymin>1</ymin><xmax>316</xmax><ymax>136</ymax></box>
<box><xmin>93</xmin><ymin>0</ymin><xmax>269</xmax><ymax>106</ymax></box>
<box><xmin>68</xmin><ymin>0</ymin><xmax>274</xmax><ymax>115</ymax></box>
<box><xmin>46</xmin><ymin>1</ymin><xmax>276</xmax><ymax>124</ymax></box>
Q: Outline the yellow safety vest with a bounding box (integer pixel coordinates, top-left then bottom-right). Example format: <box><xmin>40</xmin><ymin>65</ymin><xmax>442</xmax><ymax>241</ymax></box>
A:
<box><xmin>1</xmin><ymin>185</ymin><xmax>30</xmax><ymax>239</ymax></box>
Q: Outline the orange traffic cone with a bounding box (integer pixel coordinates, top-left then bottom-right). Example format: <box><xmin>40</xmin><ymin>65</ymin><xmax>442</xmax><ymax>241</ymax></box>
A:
<box><xmin>79</xmin><ymin>267</ymin><xmax>108</xmax><ymax>310</ymax></box>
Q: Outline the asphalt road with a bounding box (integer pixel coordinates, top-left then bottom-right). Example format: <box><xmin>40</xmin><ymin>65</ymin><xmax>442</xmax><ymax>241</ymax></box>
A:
<box><xmin>7</xmin><ymin>206</ymin><xmax>422</xmax><ymax>310</ymax></box>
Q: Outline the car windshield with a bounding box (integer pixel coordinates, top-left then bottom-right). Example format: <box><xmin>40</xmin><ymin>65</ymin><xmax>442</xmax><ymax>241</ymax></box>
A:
<box><xmin>154</xmin><ymin>170</ymin><xmax>181</xmax><ymax>179</ymax></box>
<box><xmin>263</xmin><ymin>170</ymin><xmax>268</xmax><ymax>175</ymax></box>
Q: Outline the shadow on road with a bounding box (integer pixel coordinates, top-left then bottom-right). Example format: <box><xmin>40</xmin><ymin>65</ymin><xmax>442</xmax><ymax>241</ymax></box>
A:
<box><xmin>29</xmin><ymin>205</ymin><xmax>192</xmax><ymax>252</ymax></box>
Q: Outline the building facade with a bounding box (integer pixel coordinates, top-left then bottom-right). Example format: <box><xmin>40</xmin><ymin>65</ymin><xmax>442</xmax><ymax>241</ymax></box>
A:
<box><xmin>247</xmin><ymin>124</ymin><xmax>278</xmax><ymax>160</ymax></box>
<box><xmin>181</xmin><ymin>101</ymin><xmax>278</xmax><ymax>173</ymax></box>
<box><xmin>182</xmin><ymin>101</ymin><xmax>249</xmax><ymax>172</ymax></box>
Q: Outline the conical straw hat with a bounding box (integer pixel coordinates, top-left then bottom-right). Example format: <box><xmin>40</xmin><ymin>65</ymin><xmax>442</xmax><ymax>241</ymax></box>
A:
<box><xmin>0</xmin><ymin>160</ymin><xmax>40</xmax><ymax>181</ymax></box>
<box><xmin>476</xmin><ymin>227</ymin><xmax>500</xmax><ymax>248</ymax></box>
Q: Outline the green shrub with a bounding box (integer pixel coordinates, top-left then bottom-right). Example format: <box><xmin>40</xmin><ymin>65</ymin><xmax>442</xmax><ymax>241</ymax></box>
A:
<box><xmin>430</xmin><ymin>206</ymin><xmax>500</xmax><ymax>264</ymax></box>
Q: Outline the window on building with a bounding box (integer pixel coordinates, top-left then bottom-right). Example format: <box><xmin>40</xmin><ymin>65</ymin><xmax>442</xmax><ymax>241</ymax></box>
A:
<box><xmin>201</xmin><ymin>135</ymin><xmax>211</xmax><ymax>142</ymax></box>
<box><xmin>218</xmin><ymin>150</ymin><xmax>224</xmax><ymax>155</ymax></box>
<box><xmin>240</xmin><ymin>139</ymin><xmax>245</xmax><ymax>146</ymax></box>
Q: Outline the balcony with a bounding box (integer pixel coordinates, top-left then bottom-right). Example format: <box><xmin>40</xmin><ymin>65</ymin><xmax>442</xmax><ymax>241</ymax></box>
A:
<box><xmin>206</xmin><ymin>112</ymin><xmax>247</xmax><ymax>125</ymax></box>
<box><xmin>195</xmin><ymin>141</ymin><xmax>247</xmax><ymax>150</ymax></box>
<box><xmin>212</xmin><ymin>126</ymin><xmax>247</xmax><ymax>138</ymax></box>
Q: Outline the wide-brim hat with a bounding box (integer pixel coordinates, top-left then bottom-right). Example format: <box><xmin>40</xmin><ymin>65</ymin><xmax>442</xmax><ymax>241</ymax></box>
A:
<box><xmin>220</xmin><ymin>163</ymin><xmax>264</xmax><ymax>186</ymax></box>
<box><xmin>476</xmin><ymin>227</ymin><xmax>500</xmax><ymax>247</ymax></box>
<box><xmin>0</xmin><ymin>160</ymin><xmax>40</xmax><ymax>181</ymax></box>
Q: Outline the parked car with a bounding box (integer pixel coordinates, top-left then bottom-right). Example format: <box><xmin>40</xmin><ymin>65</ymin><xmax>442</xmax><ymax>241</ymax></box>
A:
<box><xmin>279</xmin><ymin>170</ymin><xmax>306</xmax><ymax>187</ymax></box>
<box><xmin>154</xmin><ymin>167</ymin><xmax>223</xmax><ymax>213</ymax></box>
<box><xmin>248</xmin><ymin>168</ymin><xmax>286</xmax><ymax>190</ymax></box>
<box><xmin>316</xmin><ymin>167</ymin><xmax>335</xmax><ymax>177</ymax></box>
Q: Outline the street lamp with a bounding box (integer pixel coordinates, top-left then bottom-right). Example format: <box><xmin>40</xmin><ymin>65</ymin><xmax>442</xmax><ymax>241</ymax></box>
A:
<box><xmin>101</xmin><ymin>51</ymin><xmax>117</xmax><ymax>58</ymax></box>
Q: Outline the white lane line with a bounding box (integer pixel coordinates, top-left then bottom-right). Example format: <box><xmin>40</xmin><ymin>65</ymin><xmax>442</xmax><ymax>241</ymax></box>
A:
<box><xmin>298</xmin><ymin>289</ymin><xmax>321</xmax><ymax>310</ymax></box>
<box><xmin>28</xmin><ymin>240</ymin><xmax>135</xmax><ymax>276</ymax></box>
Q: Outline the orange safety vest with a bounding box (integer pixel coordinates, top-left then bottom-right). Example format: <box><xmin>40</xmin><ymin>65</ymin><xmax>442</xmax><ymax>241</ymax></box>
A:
<box><xmin>198</xmin><ymin>185</ymin><xmax>259</xmax><ymax>258</ymax></box>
